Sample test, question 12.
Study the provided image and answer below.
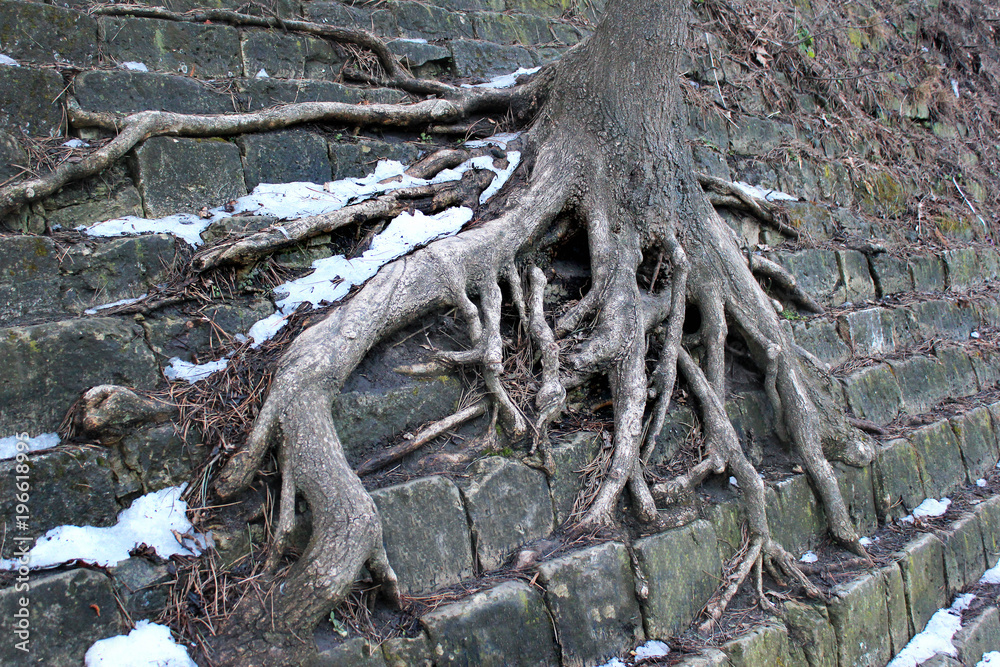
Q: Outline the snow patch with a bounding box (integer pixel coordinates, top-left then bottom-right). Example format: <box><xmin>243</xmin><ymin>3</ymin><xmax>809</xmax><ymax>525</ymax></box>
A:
<box><xmin>597</xmin><ymin>659</ymin><xmax>627</xmax><ymax>667</ymax></box>
<box><xmin>85</xmin><ymin>620</ymin><xmax>197</xmax><ymax>667</ymax></box>
<box><xmin>634</xmin><ymin>640</ymin><xmax>670</xmax><ymax>659</ymax></box>
<box><xmin>886</xmin><ymin>594</ymin><xmax>975</xmax><ymax>667</ymax></box>
<box><xmin>729</xmin><ymin>476</ymin><xmax>739</xmax><ymax>487</ymax></box>
<box><xmin>84</xmin><ymin>294</ymin><xmax>146</xmax><ymax>315</ymax></box>
<box><xmin>979</xmin><ymin>557</ymin><xmax>1000</xmax><ymax>584</ymax></box>
<box><xmin>0</xmin><ymin>432</ymin><xmax>60</xmax><ymax>460</ymax></box>
<box><xmin>901</xmin><ymin>497</ymin><xmax>951</xmax><ymax>524</ymax></box>
<box><xmin>255</xmin><ymin>68</ymin><xmax>269</xmax><ymax>78</ymax></box>
<box><xmin>733</xmin><ymin>181</ymin><xmax>799</xmax><ymax>202</ymax></box>
<box><xmin>0</xmin><ymin>54</ymin><xmax>20</xmax><ymax>67</ymax></box>
<box><xmin>0</xmin><ymin>485</ymin><xmax>209</xmax><ymax>570</ymax></box>
<box><xmin>63</xmin><ymin>138</ymin><xmax>90</xmax><ymax>149</ymax></box>
<box><xmin>395</xmin><ymin>37</ymin><xmax>429</xmax><ymax>44</ymax></box>
<box><xmin>121</xmin><ymin>61</ymin><xmax>148</xmax><ymax>72</ymax></box>
<box><xmin>980</xmin><ymin>652</ymin><xmax>1000</xmax><ymax>666</ymax></box>
<box><xmin>462</xmin><ymin>66</ymin><xmax>540</xmax><ymax>90</ymax></box>
<box><xmin>164</xmin><ymin>356</ymin><xmax>230</xmax><ymax>384</ymax></box>
<box><xmin>250</xmin><ymin>206</ymin><xmax>474</xmax><ymax>346</ymax></box>
<box><xmin>464</xmin><ymin>132</ymin><xmax>521</xmax><ymax>150</ymax></box>
<box><xmin>859</xmin><ymin>536</ymin><xmax>875</xmax><ymax>546</ymax></box>
<box><xmin>978</xmin><ymin>478</ymin><xmax>988</xmax><ymax>488</ymax></box>
<box><xmin>800</xmin><ymin>551</ymin><xmax>818</xmax><ymax>563</ymax></box>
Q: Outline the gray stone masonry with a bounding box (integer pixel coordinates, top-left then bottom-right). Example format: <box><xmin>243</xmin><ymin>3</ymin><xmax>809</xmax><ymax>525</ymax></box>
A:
<box><xmin>240</xmin><ymin>30</ymin><xmax>308</xmax><ymax>79</ymax></box>
<box><xmin>99</xmin><ymin>17</ymin><xmax>242</xmax><ymax>77</ymax></box>
<box><xmin>237</xmin><ymin>130</ymin><xmax>332</xmax><ymax>189</ymax></box>
<box><xmin>897</xmin><ymin>532</ymin><xmax>948</xmax><ymax>632</ymax></box>
<box><xmin>370</xmin><ymin>476</ymin><xmax>474</xmax><ymax>595</ymax></box>
<box><xmin>0</xmin><ymin>569</ymin><xmax>121</xmax><ymax>666</ymax></box>
<box><xmin>766</xmin><ymin>473</ymin><xmax>825</xmax><ymax>554</ymax></box>
<box><xmin>955</xmin><ymin>606</ymin><xmax>1000</xmax><ymax>666</ymax></box>
<box><xmin>457</xmin><ymin>456</ymin><xmax>554</xmax><ymax>571</ymax></box>
<box><xmin>840</xmin><ymin>364</ymin><xmax>902</xmax><ymax>426</ymax></box>
<box><xmin>329</xmin><ymin>140</ymin><xmax>422</xmax><ymax>181</ymax></box>
<box><xmin>873</xmin><ymin>438</ymin><xmax>927</xmax><ymax>520</ymax></box>
<box><xmin>547</xmin><ymin>431</ymin><xmax>601</xmax><ymax>524</ymax></box>
<box><xmin>633</xmin><ymin>520</ymin><xmax>723</xmax><ymax>639</ymax></box>
<box><xmin>131</xmin><ymin>136</ymin><xmax>247</xmax><ymax>217</ymax></box>
<box><xmin>449</xmin><ymin>39</ymin><xmax>537</xmax><ymax>78</ymax></box>
<box><xmin>421</xmin><ymin>580</ymin><xmax>559</xmax><ymax>667</ymax></box>
<box><xmin>952</xmin><ymin>406</ymin><xmax>1000</xmax><ymax>483</ymax></box>
<box><xmin>310</xmin><ymin>636</ymin><xmax>386</xmax><ymax>667</ymax></box>
<box><xmin>537</xmin><ymin>541</ymin><xmax>644</xmax><ymax>667</ymax></box>
<box><xmin>237</xmin><ymin>79</ymin><xmax>406</xmax><ymax>111</ymax></box>
<box><xmin>74</xmin><ymin>70</ymin><xmax>234</xmax><ymax>115</ymax></box>
<box><xmin>721</xmin><ymin>622</ymin><xmax>806</xmax><ymax>667</ymax></box>
<box><xmin>827</xmin><ymin>570</ymin><xmax>893</xmax><ymax>667</ymax></box>
<box><xmin>782</xmin><ymin>601</ymin><xmax>837</xmax><ymax>667</ymax></box>
<box><xmin>942</xmin><ymin>512</ymin><xmax>988</xmax><ymax>596</ymax></box>
<box><xmin>910</xmin><ymin>419</ymin><xmax>968</xmax><ymax>498</ymax></box>
<box><xmin>0</xmin><ymin>66</ymin><xmax>65</xmax><ymax>137</ymax></box>
<box><xmin>0</xmin><ymin>0</ymin><xmax>97</xmax><ymax>67</ymax></box>
<box><xmin>881</xmin><ymin>564</ymin><xmax>911</xmax><ymax>656</ymax></box>
<box><xmin>0</xmin><ymin>317</ymin><xmax>160</xmax><ymax>433</ymax></box>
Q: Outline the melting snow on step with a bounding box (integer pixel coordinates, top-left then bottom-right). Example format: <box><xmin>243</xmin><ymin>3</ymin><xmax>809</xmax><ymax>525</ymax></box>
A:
<box><xmin>0</xmin><ymin>432</ymin><xmax>60</xmax><ymax>460</ymax></box>
<box><xmin>81</xmin><ymin>150</ymin><xmax>517</xmax><ymax>247</ymax></box>
<box><xmin>980</xmin><ymin>652</ymin><xmax>1000</xmax><ymax>666</ymax></box>
<box><xmin>733</xmin><ymin>181</ymin><xmax>798</xmax><ymax>202</ymax></box>
<box><xmin>84</xmin><ymin>294</ymin><xmax>147</xmax><ymax>315</ymax></box>
<box><xmin>85</xmin><ymin>620</ymin><xmax>197</xmax><ymax>667</ymax></box>
<box><xmin>164</xmin><ymin>355</ymin><xmax>231</xmax><ymax>383</ymax></box>
<box><xmin>0</xmin><ymin>54</ymin><xmax>19</xmax><ymax>67</ymax></box>
<box><xmin>886</xmin><ymin>594</ymin><xmax>975</xmax><ymax>667</ymax></box>
<box><xmin>0</xmin><ymin>485</ymin><xmax>209</xmax><ymax>570</ymax></box>
<box><xmin>462</xmin><ymin>66</ymin><xmax>540</xmax><ymax>89</ymax></box>
<box><xmin>121</xmin><ymin>61</ymin><xmax>148</xmax><ymax>72</ymax></box>
<box><xmin>901</xmin><ymin>497</ymin><xmax>951</xmax><ymax>524</ymax></box>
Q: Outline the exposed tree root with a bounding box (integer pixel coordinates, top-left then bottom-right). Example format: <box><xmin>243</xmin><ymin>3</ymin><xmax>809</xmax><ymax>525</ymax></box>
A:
<box><xmin>193</xmin><ymin>168</ymin><xmax>493</xmax><ymax>271</ymax></box>
<box><xmin>695</xmin><ymin>172</ymin><xmax>801</xmax><ymax>240</ymax></box>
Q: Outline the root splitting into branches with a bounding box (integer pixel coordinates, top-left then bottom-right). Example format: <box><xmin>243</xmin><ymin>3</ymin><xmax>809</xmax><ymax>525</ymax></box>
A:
<box><xmin>14</xmin><ymin>0</ymin><xmax>882</xmax><ymax>660</ymax></box>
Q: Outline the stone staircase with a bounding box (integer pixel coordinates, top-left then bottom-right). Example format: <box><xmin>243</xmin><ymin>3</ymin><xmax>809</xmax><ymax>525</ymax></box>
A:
<box><xmin>3</xmin><ymin>0</ymin><xmax>1000</xmax><ymax>665</ymax></box>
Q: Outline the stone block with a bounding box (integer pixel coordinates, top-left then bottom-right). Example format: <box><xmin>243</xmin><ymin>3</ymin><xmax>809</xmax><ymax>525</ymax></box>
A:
<box><xmin>827</xmin><ymin>570</ymin><xmax>891</xmax><ymax>667</ymax></box>
<box><xmin>909</xmin><ymin>419</ymin><xmax>967</xmax><ymax>498</ymax></box>
<box><xmin>790</xmin><ymin>319</ymin><xmax>850</xmax><ymax>367</ymax></box>
<box><xmin>970</xmin><ymin>346</ymin><xmax>1000</xmax><ymax>389</ymax></box>
<box><xmin>897</xmin><ymin>533</ymin><xmax>948</xmax><ymax>631</ymax></box>
<box><xmin>370</xmin><ymin>476</ymin><xmax>474</xmax><ymax>594</ymax></box>
<box><xmin>421</xmin><ymin>581</ymin><xmax>558</xmax><ymax>667</ymax></box>
<box><xmin>646</xmin><ymin>405</ymin><xmax>695</xmax><ymax>467</ymax></box>
<box><xmin>943</xmin><ymin>247</ymin><xmax>983</xmax><ymax>290</ymax></box>
<box><xmin>537</xmin><ymin>541</ymin><xmax>643</xmax><ymax>666</ymax></box>
<box><xmin>771</xmin><ymin>249</ymin><xmax>842</xmax><ymax>304</ymax></box>
<box><xmin>119</xmin><ymin>424</ymin><xmax>205</xmax><ymax>492</ymax></box>
<box><xmin>952</xmin><ymin>406</ymin><xmax>999</xmax><ymax>482</ymax></box>
<box><xmin>73</xmin><ymin>70</ymin><xmax>232</xmax><ymax>115</ymax></box>
<box><xmin>388</xmin><ymin>39</ymin><xmax>452</xmax><ymax>68</ymax></box>
<box><xmin>0</xmin><ymin>446</ymin><xmax>132</xmax><ymax>558</ymax></box>
<box><xmin>382</xmin><ymin>634</ymin><xmax>432</xmax><ymax>667</ymax></box>
<box><xmin>905</xmin><ymin>299</ymin><xmax>978</xmax><ymax>342</ymax></box>
<box><xmin>730</xmin><ymin>118</ymin><xmax>796</xmax><ymax>154</ymax></box>
<box><xmin>471</xmin><ymin>11</ymin><xmax>551</xmax><ymax>44</ymax></box>
<box><xmin>0</xmin><ymin>569</ymin><xmax>121</xmax><ymax>666</ymax></box>
<box><xmin>0</xmin><ymin>235</ymin><xmax>63</xmax><ymax>326</ymax></box>
<box><xmin>141</xmin><ymin>298</ymin><xmax>274</xmax><ymax>364</ymax></box>
<box><xmin>60</xmin><ymin>235</ymin><xmax>177</xmax><ymax>315</ymax></box>
<box><xmin>329</xmin><ymin>140</ymin><xmax>422</xmax><ymax>181</ymax></box>
<box><xmin>840</xmin><ymin>364</ymin><xmax>901</xmax><ymax>425</ymax></box>
<box><xmin>672</xmin><ymin>649</ymin><xmax>729</xmax><ymax>667</ymax></box>
<box><xmin>0</xmin><ymin>66</ymin><xmax>64</xmax><ymax>137</ymax></box>
<box><xmin>881</xmin><ymin>564</ymin><xmax>911</xmax><ymax>654</ymax></box>
<box><xmin>633</xmin><ymin>520</ymin><xmax>722</xmax><ymax>639</ymax></box>
<box><xmin>304</xmin><ymin>1</ymin><xmax>400</xmax><ymax>36</ymax></box>
<box><xmin>839</xmin><ymin>307</ymin><xmax>897</xmax><ymax>357</ymax></box>
<box><xmin>0</xmin><ymin>0</ymin><xmax>97</xmax><ymax>67</ymax></box>
<box><xmin>241</xmin><ymin>30</ymin><xmax>306</xmax><ymax>79</ymax></box>
<box><xmin>132</xmin><ymin>137</ymin><xmax>247</xmax><ymax>218</ymax></box>
<box><xmin>109</xmin><ymin>556</ymin><xmax>172</xmax><ymax>620</ymax></box>
<box><xmin>99</xmin><ymin>17</ymin><xmax>242</xmax><ymax>77</ymax></box>
<box><xmin>333</xmin><ymin>376</ymin><xmax>462</xmax><ymax>464</ymax></box>
<box><xmin>0</xmin><ymin>317</ymin><xmax>160</xmax><ymax>433</ymax></box>
<box><xmin>783</xmin><ymin>601</ymin><xmax>837</xmax><ymax>667</ymax></box>
<box><xmin>237</xmin><ymin>130</ymin><xmax>331</xmax><ymax>189</ymax></box>
<box><xmin>40</xmin><ymin>167</ymin><xmax>145</xmax><ymax>236</ymax></box>
<box><xmin>722</xmin><ymin>622</ymin><xmax>806</xmax><ymax>667</ymax></box>
<box><xmin>448</xmin><ymin>39</ymin><xmax>536</xmax><ymax>78</ymax></box>
<box><xmin>909</xmin><ymin>255</ymin><xmax>947</xmax><ymax>292</ymax></box>
<box><xmin>837</xmin><ymin>250</ymin><xmax>876</xmax><ymax>303</ymax></box>
<box><xmin>302</xmin><ymin>35</ymin><xmax>349</xmax><ymax>80</ymax></box>
<box><xmin>237</xmin><ymin>79</ymin><xmax>406</xmax><ymax>110</ymax></box>
<box><xmin>873</xmin><ymin>438</ymin><xmax>926</xmax><ymax>520</ymax></box>
<box><xmin>870</xmin><ymin>253</ymin><xmax>912</xmax><ymax>297</ymax></box>
<box><xmin>955</xmin><ymin>607</ymin><xmax>1000</xmax><ymax>666</ymax></box>
<box><xmin>0</xmin><ymin>129</ymin><xmax>24</xmax><ymax>184</ymax></box>
<box><xmin>783</xmin><ymin>202</ymin><xmax>834</xmax><ymax>238</ymax></box>
<box><xmin>458</xmin><ymin>457</ymin><xmax>554</xmax><ymax>570</ymax></box>
<box><xmin>834</xmin><ymin>462</ymin><xmax>878</xmax><ymax>537</ymax></box>
<box><xmin>705</xmin><ymin>500</ymin><xmax>744</xmax><ymax>563</ymax></box>
<box><xmin>942</xmin><ymin>512</ymin><xmax>988</xmax><ymax>596</ymax></box>
<box><xmin>975</xmin><ymin>495</ymin><xmax>1000</xmax><ymax>566</ymax></box>
<box><xmin>547</xmin><ymin>431</ymin><xmax>600</xmax><ymax>525</ymax></box>
<box><xmin>937</xmin><ymin>346</ymin><xmax>981</xmax><ymax>399</ymax></box>
<box><xmin>310</xmin><ymin>637</ymin><xmax>386</xmax><ymax>667</ymax></box>
<box><xmin>890</xmin><ymin>355</ymin><xmax>949</xmax><ymax>416</ymax></box>
<box><xmin>389</xmin><ymin>0</ymin><xmax>475</xmax><ymax>40</ymax></box>
<box><xmin>766</xmin><ymin>474</ymin><xmax>825</xmax><ymax>554</ymax></box>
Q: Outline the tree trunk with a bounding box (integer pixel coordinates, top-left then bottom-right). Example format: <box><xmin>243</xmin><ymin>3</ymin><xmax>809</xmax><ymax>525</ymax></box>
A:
<box><xmin>211</xmin><ymin>0</ymin><xmax>873</xmax><ymax>659</ymax></box>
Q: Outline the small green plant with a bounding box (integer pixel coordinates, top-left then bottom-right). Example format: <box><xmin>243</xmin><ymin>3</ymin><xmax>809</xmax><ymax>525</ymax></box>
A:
<box><xmin>795</xmin><ymin>26</ymin><xmax>816</xmax><ymax>58</ymax></box>
<box><xmin>328</xmin><ymin>614</ymin><xmax>348</xmax><ymax>638</ymax></box>
<box><xmin>780</xmin><ymin>308</ymin><xmax>807</xmax><ymax>321</ymax></box>
<box><xmin>419</xmin><ymin>132</ymin><xmax>433</xmax><ymax>143</ymax></box>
